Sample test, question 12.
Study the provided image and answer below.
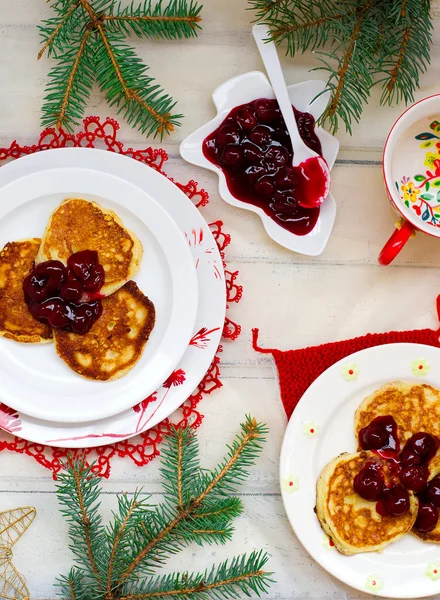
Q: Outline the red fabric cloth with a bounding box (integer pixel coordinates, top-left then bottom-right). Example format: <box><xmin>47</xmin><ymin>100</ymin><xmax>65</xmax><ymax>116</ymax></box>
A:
<box><xmin>252</xmin><ymin>296</ymin><xmax>440</xmax><ymax>419</ymax></box>
<box><xmin>0</xmin><ymin>117</ymin><xmax>242</xmax><ymax>478</ymax></box>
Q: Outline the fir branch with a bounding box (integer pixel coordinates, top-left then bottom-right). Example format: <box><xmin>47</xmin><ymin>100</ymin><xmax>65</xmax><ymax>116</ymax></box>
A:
<box><xmin>57</xmin><ymin>568</ymin><xmax>89</xmax><ymax>600</ymax></box>
<box><xmin>118</xmin><ymin>417</ymin><xmax>267</xmax><ymax>584</ymax></box>
<box><xmin>56</xmin><ymin>459</ymin><xmax>106</xmax><ymax>591</ymax></box>
<box><xmin>160</xmin><ymin>427</ymin><xmax>200</xmax><ymax>507</ymax></box>
<box><xmin>93</xmin><ymin>26</ymin><xmax>179</xmax><ymax>137</ymax></box>
<box><xmin>55</xmin><ymin>419</ymin><xmax>271</xmax><ymax>600</ymax></box>
<box><xmin>41</xmin><ymin>32</ymin><xmax>94</xmax><ymax>131</ymax></box>
<box><xmin>120</xmin><ymin>551</ymin><xmax>272</xmax><ymax>600</ymax></box>
<box><xmin>249</xmin><ymin>0</ymin><xmax>434</xmax><ymax>134</ymax></box>
<box><xmin>378</xmin><ymin>0</ymin><xmax>432</xmax><ymax>106</ymax></box>
<box><xmin>39</xmin><ymin>0</ymin><xmax>200</xmax><ymax>137</ymax></box>
<box><xmin>104</xmin><ymin>0</ymin><xmax>202</xmax><ymax>40</ymax></box>
<box><xmin>38</xmin><ymin>0</ymin><xmax>82</xmax><ymax>59</ymax></box>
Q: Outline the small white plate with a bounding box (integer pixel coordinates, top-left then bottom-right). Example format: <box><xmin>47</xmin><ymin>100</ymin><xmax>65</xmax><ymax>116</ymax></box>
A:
<box><xmin>0</xmin><ymin>156</ymin><xmax>198</xmax><ymax>424</ymax></box>
<box><xmin>280</xmin><ymin>343</ymin><xmax>440</xmax><ymax>598</ymax></box>
<box><xmin>180</xmin><ymin>71</ymin><xmax>339</xmax><ymax>256</ymax></box>
<box><xmin>0</xmin><ymin>148</ymin><xmax>225</xmax><ymax>447</ymax></box>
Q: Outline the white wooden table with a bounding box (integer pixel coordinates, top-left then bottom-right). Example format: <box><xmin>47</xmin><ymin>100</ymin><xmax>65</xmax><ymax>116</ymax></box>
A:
<box><xmin>2</xmin><ymin>1</ymin><xmax>440</xmax><ymax>598</ymax></box>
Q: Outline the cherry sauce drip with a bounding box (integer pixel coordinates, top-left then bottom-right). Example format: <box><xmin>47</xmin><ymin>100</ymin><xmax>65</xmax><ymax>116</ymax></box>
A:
<box><xmin>202</xmin><ymin>98</ymin><xmax>323</xmax><ymax>236</ymax></box>
<box><xmin>23</xmin><ymin>250</ymin><xmax>105</xmax><ymax>334</ymax></box>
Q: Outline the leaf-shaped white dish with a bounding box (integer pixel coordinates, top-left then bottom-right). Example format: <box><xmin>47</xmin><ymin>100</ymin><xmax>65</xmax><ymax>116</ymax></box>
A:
<box><xmin>180</xmin><ymin>71</ymin><xmax>340</xmax><ymax>255</ymax></box>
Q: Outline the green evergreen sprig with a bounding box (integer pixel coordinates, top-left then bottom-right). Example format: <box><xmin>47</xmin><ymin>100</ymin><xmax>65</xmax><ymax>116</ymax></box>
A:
<box><xmin>38</xmin><ymin>0</ymin><xmax>203</xmax><ymax>138</ymax></box>
<box><xmin>249</xmin><ymin>0</ymin><xmax>433</xmax><ymax>135</ymax></box>
<box><xmin>55</xmin><ymin>416</ymin><xmax>273</xmax><ymax>600</ymax></box>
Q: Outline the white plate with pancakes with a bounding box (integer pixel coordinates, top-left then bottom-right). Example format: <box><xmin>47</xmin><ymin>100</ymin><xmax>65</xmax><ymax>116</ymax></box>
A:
<box><xmin>280</xmin><ymin>343</ymin><xmax>440</xmax><ymax>598</ymax></box>
<box><xmin>0</xmin><ymin>148</ymin><xmax>225</xmax><ymax>444</ymax></box>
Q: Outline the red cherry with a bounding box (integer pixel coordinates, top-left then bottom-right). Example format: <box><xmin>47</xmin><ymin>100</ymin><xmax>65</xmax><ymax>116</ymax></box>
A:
<box><xmin>242</xmin><ymin>142</ymin><xmax>264</xmax><ymax>166</ymax></box>
<box><xmin>263</xmin><ymin>146</ymin><xmax>289</xmax><ymax>171</ymax></box>
<box><xmin>83</xmin><ymin>264</ymin><xmax>105</xmax><ymax>293</ymax></box>
<box><xmin>253</xmin><ymin>99</ymin><xmax>276</xmax><ymax>123</ymax></box>
<box><xmin>216</xmin><ymin>124</ymin><xmax>241</xmax><ymax>147</ymax></box>
<box><xmin>426</xmin><ymin>477</ymin><xmax>440</xmax><ymax>507</ymax></box>
<box><xmin>353</xmin><ymin>462</ymin><xmax>384</xmax><ymax>501</ymax></box>
<box><xmin>245</xmin><ymin>165</ymin><xmax>266</xmax><ymax>185</ymax></box>
<box><xmin>255</xmin><ymin>175</ymin><xmax>275</xmax><ymax>198</ymax></box>
<box><xmin>34</xmin><ymin>260</ymin><xmax>66</xmax><ymax>286</ymax></box>
<box><xmin>222</xmin><ymin>145</ymin><xmax>243</xmax><ymax>167</ymax></box>
<box><xmin>399</xmin><ymin>449</ymin><xmax>421</xmax><ymax>468</ymax></box>
<box><xmin>67</xmin><ymin>250</ymin><xmax>99</xmax><ymax>281</ymax></box>
<box><xmin>249</xmin><ymin>125</ymin><xmax>273</xmax><ymax>149</ymax></box>
<box><xmin>414</xmin><ymin>502</ymin><xmax>439</xmax><ymax>533</ymax></box>
<box><xmin>406</xmin><ymin>433</ymin><xmax>439</xmax><ymax>462</ymax></box>
<box><xmin>377</xmin><ymin>485</ymin><xmax>410</xmax><ymax>516</ymax></box>
<box><xmin>237</xmin><ymin>107</ymin><xmax>257</xmax><ymax>131</ymax></box>
<box><xmin>23</xmin><ymin>272</ymin><xmax>51</xmax><ymax>302</ymax></box>
<box><xmin>70</xmin><ymin>302</ymin><xmax>102</xmax><ymax>334</ymax></box>
<box><xmin>275</xmin><ymin>168</ymin><xmax>299</xmax><ymax>191</ymax></box>
<box><xmin>399</xmin><ymin>465</ymin><xmax>429</xmax><ymax>493</ymax></box>
<box><xmin>358</xmin><ymin>416</ymin><xmax>399</xmax><ymax>452</ymax></box>
<box><xmin>59</xmin><ymin>279</ymin><xmax>84</xmax><ymax>301</ymax></box>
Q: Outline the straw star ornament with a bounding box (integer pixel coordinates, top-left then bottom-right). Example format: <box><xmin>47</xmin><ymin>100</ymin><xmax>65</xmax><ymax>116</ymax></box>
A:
<box><xmin>0</xmin><ymin>507</ymin><xmax>36</xmax><ymax>600</ymax></box>
<box><xmin>38</xmin><ymin>0</ymin><xmax>202</xmax><ymax>138</ymax></box>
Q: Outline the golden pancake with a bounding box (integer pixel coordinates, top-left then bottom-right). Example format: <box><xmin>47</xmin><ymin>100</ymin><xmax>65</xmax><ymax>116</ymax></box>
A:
<box><xmin>354</xmin><ymin>381</ymin><xmax>440</xmax><ymax>452</ymax></box>
<box><xmin>36</xmin><ymin>199</ymin><xmax>143</xmax><ymax>298</ymax></box>
<box><xmin>316</xmin><ymin>451</ymin><xmax>418</xmax><ymax>555</ymax></box>
<box><xmin>0</xmin><ymin>239</ymin><xmax>52</xmax><ymax>343</ymax></box>
<box><xmin>54</xmin><ymin>281</ymin><xmax>155</xmax><ymax>381</ymax></box>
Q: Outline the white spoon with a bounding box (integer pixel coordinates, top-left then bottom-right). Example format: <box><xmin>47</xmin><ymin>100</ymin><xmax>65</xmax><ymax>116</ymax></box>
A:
<box><xmin>252</xmin><ymin>24</ymin><xmax>330</xmax><ymax>209</ymax></box>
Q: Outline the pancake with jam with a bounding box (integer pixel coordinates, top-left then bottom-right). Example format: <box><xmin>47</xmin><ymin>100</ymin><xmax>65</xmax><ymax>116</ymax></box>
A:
<box><xmin>36</xmin><ymin>199</ymin><xmax>143</xmax><ymax>299</ymax></box>
<box><xmin>0</xmin><ymin>239</ymin><xmax>52</xmax><ymax>343</ymax></box>
<box><xmin>355</xmin><ymin>382</ymin><xmax>440</xmax><ymax>450</ymax></box>
<box><xmin>316</xmin><ymin>451</ymin><xmax>418</xmax><ymax>555</ymax></box>
<box><xmin>54</xmin><ymin>281</ymin><xmax>155</xmax><ymax>381</ymax></box>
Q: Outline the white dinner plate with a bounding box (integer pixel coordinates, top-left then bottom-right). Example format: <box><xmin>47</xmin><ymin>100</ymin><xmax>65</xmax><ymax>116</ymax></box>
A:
<box><xmin>0</xmin><ymin>148</ymin><xmax>225</xmax><ymax>447</ymax></box>
<box><xmin>0</xmin><ymin>155</ymin><xmax>198</xmax><ymax>424</ymax></box>
<box><xmin>280</xmin><ymin>343</ymin><xmax>440</xmax><ymax>598</ymax></box>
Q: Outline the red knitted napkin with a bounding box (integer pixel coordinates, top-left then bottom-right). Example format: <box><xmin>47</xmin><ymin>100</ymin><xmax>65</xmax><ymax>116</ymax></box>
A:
<box><xmin>252</xmin><ymin>296</ymin><xmax>440</xmax><ymax>419</ymax></box>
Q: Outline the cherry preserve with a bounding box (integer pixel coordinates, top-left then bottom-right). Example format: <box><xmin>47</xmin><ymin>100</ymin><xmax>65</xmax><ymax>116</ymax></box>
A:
<box><xmin>23</xmin><ymin>250</ymin><xmax>105</xmax><ymax>334</ymax></box>
<box><xmin>202</xmin><ymin>98</ymin><xmax>323</xmax><ymax>236</ymax></box>
<box><xmin>355</xmin><ymin>415</ymin><xmax>440</xmax><ymax>530</ymax></box>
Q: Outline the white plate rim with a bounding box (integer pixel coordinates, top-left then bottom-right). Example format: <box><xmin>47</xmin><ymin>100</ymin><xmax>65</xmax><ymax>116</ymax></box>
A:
<box><xmin>0</xmin><ymin>147</ymin><xmax>226</xmax><ymax>447</ymax></box>
<box><xmin>280</xmin><ymin>342</ymin><xmax>440</xmax><ymax>599</ymax></box>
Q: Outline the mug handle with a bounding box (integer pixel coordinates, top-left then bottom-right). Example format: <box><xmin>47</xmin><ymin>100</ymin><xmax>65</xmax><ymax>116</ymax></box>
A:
<box><xmin>378</xmin><ymin>220</ymin><xmax>415</xmax><ymax>265</ymax></box>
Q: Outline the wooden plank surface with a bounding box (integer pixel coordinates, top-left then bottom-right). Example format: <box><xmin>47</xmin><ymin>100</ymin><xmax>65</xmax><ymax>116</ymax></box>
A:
<box><xmin>1</xmin><ymin>1</ymin><xmax>440</xmax><ymax>598</ymax></box>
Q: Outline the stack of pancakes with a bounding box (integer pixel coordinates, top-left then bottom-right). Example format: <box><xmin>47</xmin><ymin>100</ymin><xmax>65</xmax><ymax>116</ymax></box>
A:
<box><xmin>316</xmin><ymin>382</ymin><xmax>440</xmax><ymax>554</ymax></box>
<box><xmin>0</xmin><ymin>198</ymin><xmax>155</xmax><ymax>381</ymax></box>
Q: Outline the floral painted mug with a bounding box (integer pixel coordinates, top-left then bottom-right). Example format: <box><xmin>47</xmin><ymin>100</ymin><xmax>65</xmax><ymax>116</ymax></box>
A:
<box><xmin>379</xmin><ymin>94</ymin><xmax>440</xmax><ymax>265</ymax></box>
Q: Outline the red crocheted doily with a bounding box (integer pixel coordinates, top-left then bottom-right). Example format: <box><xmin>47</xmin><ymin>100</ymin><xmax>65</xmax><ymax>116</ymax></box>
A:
<box><xmin>252</xmin><ymin>296</ymin><xmax>440</xmax><ymax>419</ymax></box>
<box><xmin>0</xmin><ymin>116</ymin><xmax>242</xmax><ymax>478</ymax></box>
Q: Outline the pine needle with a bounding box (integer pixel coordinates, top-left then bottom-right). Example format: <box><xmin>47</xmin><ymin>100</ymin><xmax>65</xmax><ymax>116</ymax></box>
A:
<box><xmin>249</xmin><ymin>0</ymin><xmax>434</xmax><ymax>135</ymax></box>
<box><xmin>39</xmin><ymin>0</ymin><xmax>203</xmax><ymax>138</ymax></box>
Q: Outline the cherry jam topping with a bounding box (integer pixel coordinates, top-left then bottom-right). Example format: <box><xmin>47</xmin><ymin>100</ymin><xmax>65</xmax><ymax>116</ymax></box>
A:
<box><xmin>354</xmin><ymin>417</ymin><xmax>440</xmax><ymax>524</ymax></box>
<box><xmin>202</xmin><ymin>98</ymin><xmax>323</xmax><ymax>236</ymax></box>
<box><xmin>358</xmin><ymin>415</ymin><xmax>400</xmax><ymax>453</ymax></box>
<box><xmin>353</xmin><ymin>461</ymin><xmax>384</xmax><ymax>501</ymax></box>
<box><xmin>23</xmin><ymin>250</ymin><xmax>104</xmax><ymax>334</ymax></box>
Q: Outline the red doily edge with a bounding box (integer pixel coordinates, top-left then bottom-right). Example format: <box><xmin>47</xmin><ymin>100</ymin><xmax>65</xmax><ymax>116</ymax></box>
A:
<box><xmin>0</xmin><ymin>116</ymin><xmax>242</xmax><ymax>478</ymax></box>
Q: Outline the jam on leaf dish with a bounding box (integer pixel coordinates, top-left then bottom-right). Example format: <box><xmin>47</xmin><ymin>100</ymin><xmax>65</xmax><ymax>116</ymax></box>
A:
<box><xmin>23</xmin><ymin>250</ymin><xmax>104</xmax><ymax>335</ymax></box>
<box><xmin>203</xmin><ymin>98</ymin><xmax>323</xmax><ymax>236</ymax></box>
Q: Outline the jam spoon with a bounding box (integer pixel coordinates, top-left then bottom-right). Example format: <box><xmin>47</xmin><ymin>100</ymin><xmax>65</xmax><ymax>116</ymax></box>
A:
<box><xmin>252</xmin><ymin>24</ymin><xmax>330</xmax><ymax>209</ymax></box>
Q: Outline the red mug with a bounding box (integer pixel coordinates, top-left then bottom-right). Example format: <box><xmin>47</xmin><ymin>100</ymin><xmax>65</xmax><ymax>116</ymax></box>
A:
<box><xmin>379</xmin><ymin>94</ymin><xmax>440</xmax><ymax>265</ymax></box>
